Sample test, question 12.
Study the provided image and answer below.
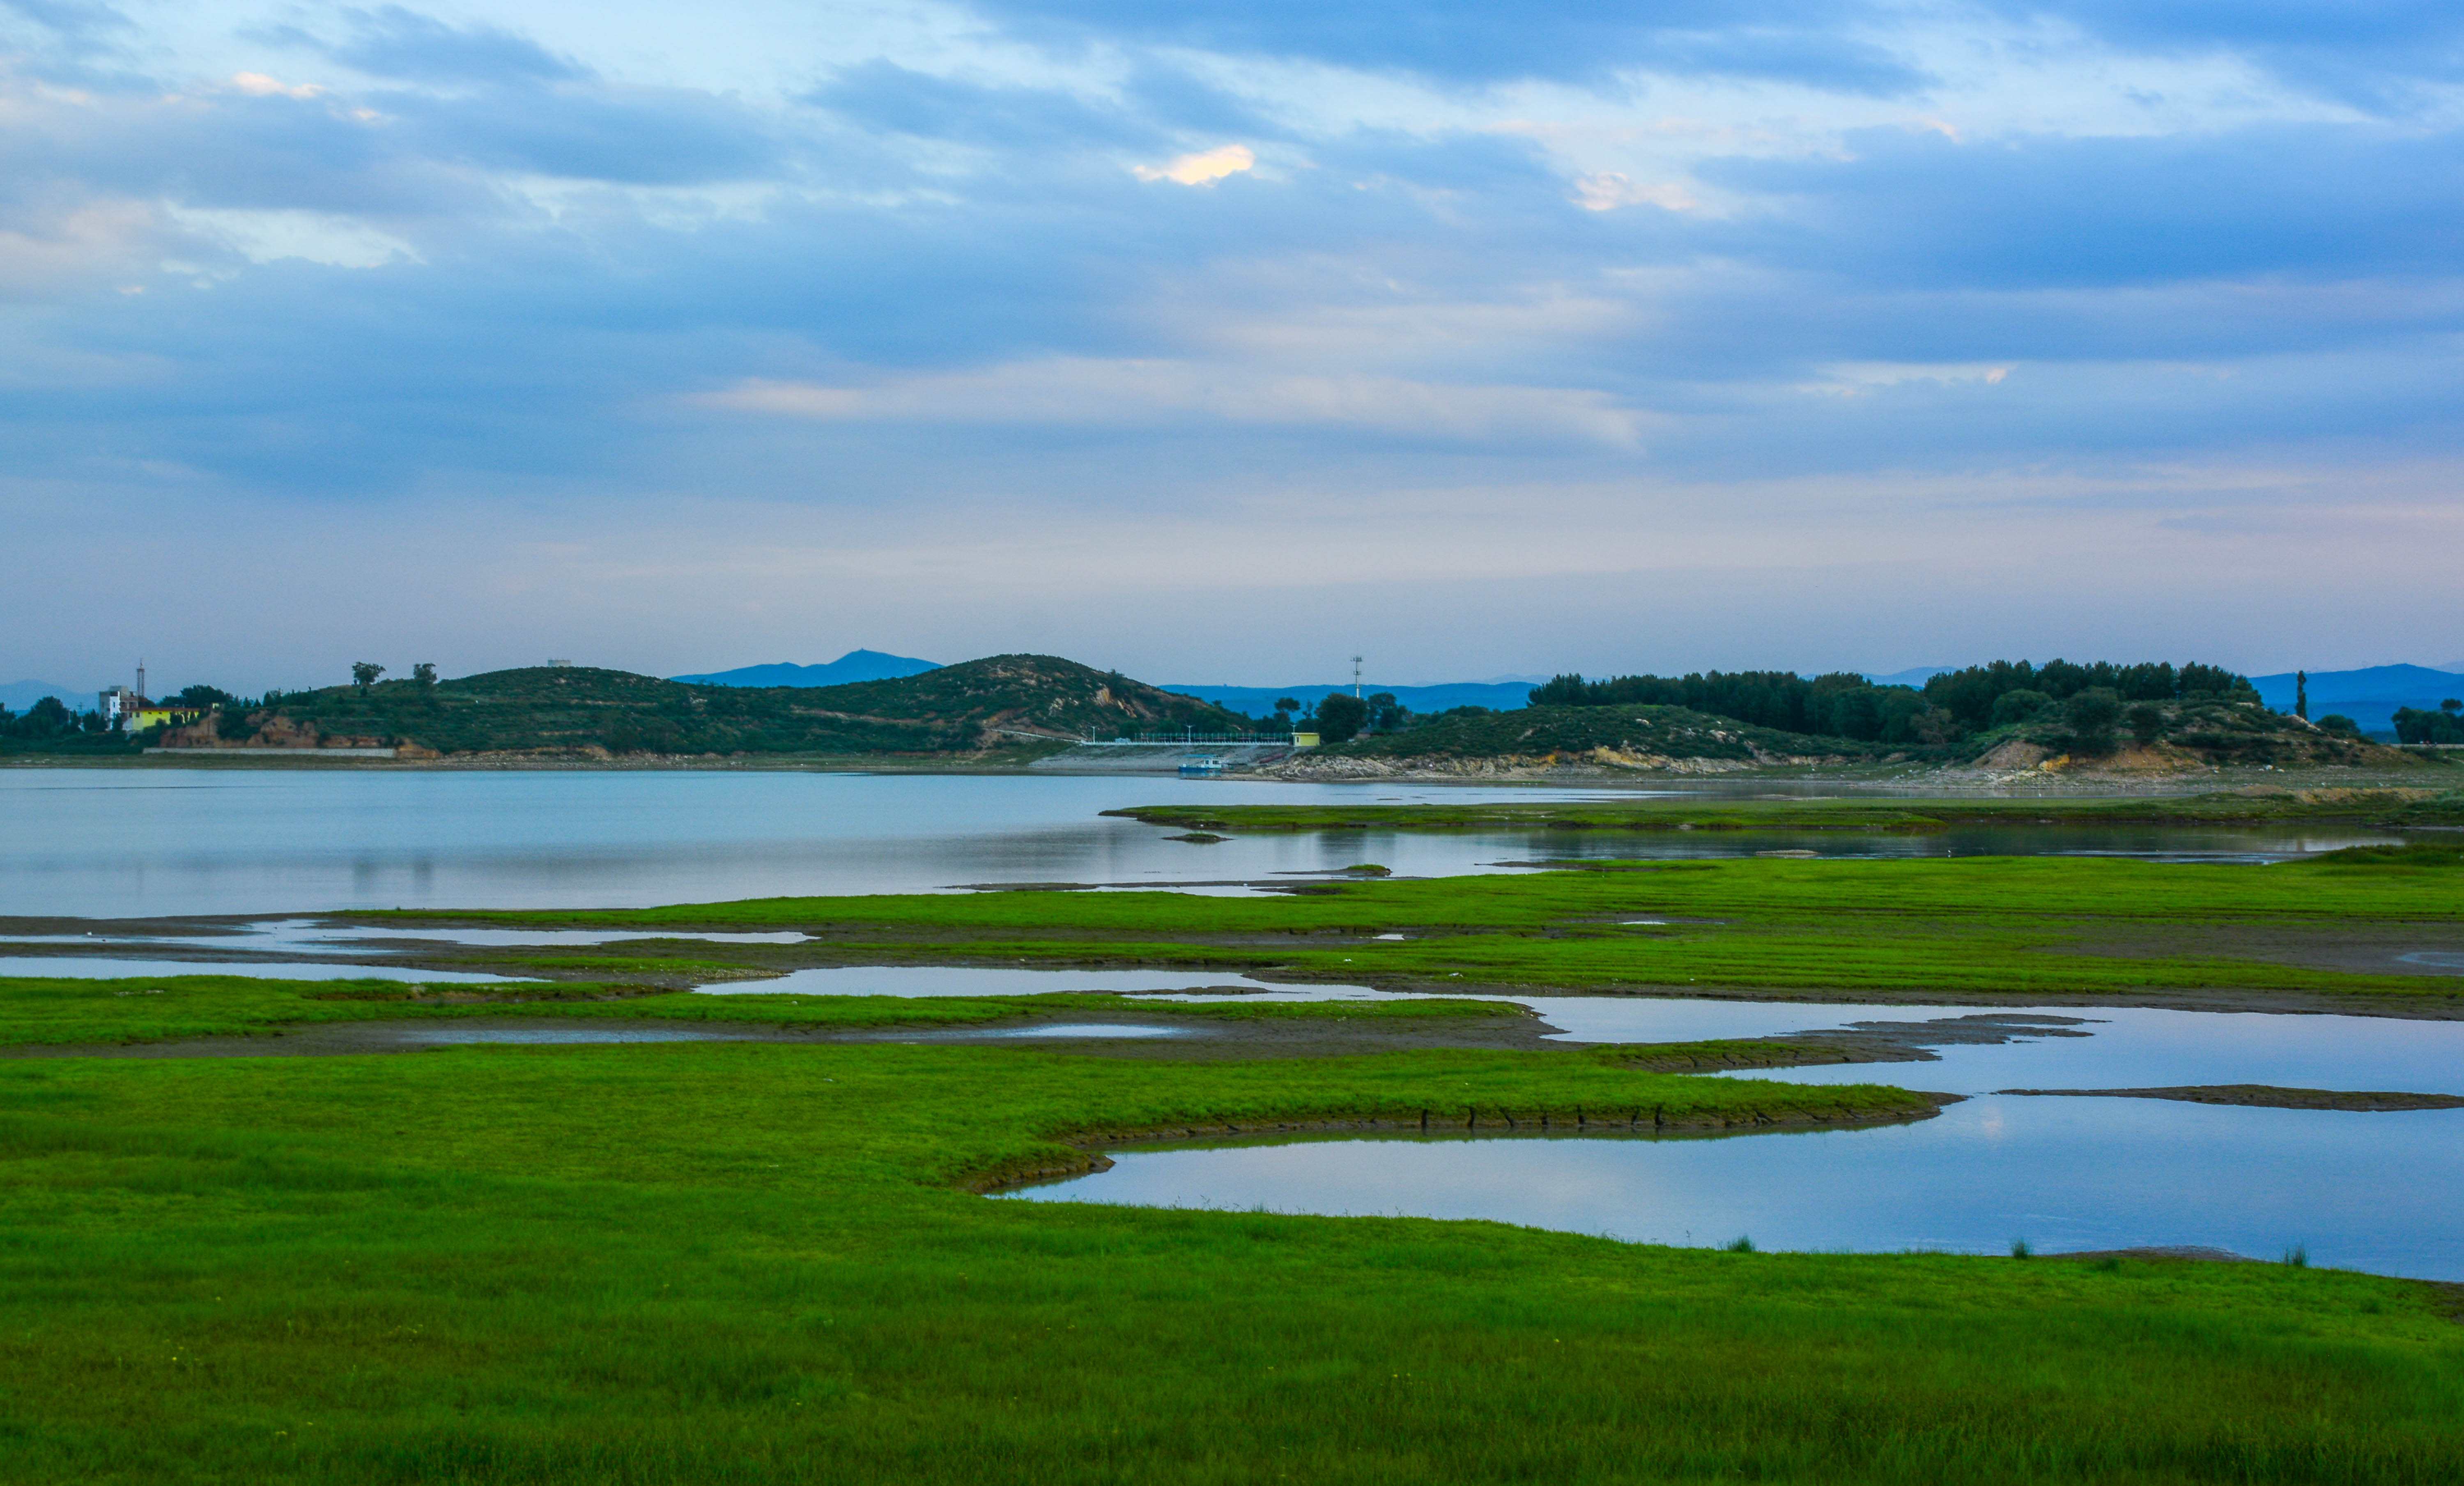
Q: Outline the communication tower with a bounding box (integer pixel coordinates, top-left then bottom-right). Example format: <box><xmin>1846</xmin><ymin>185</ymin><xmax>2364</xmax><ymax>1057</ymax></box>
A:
<box><xmin>1351</xmin><ymin>655</ymin><xmax>1363</xmax><ymax>699</ymax></box>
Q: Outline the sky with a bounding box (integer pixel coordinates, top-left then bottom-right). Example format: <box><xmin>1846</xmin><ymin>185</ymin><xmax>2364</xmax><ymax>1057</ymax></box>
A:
<box><xmin>5</xmin><ymin>0</ymin><xmax>2461</xmax><ymax>693</ymax></box>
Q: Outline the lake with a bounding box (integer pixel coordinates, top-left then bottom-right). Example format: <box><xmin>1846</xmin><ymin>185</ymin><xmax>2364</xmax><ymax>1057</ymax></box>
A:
<box><xmin>0</xmin><ymin>767</ymin><xmax>2400</xmax><ymax>920</ymax></box>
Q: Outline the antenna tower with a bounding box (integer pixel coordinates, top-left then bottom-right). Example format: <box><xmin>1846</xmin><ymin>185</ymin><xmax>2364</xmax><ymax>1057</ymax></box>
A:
<box><xmin>136</xmin><ymin>658</ymin><xmax>146</xmax><ymax>706</ymax></box>
<box><xmin>1350</xmin><ymin>655</ymin><xmax>1363</xmax><ymax>699</ymax></box>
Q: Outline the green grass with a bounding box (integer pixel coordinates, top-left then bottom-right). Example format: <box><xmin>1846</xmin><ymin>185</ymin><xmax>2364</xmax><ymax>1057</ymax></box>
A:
<box><xmin>4</xmin><ymin>1041</ymin><xmax>2459</xmax><ymax>1483</ymax></box>
<box><xmin>373</xmin><ymin>850</ymin><xmax>2464</xmax><ymax>1002</ymax></box>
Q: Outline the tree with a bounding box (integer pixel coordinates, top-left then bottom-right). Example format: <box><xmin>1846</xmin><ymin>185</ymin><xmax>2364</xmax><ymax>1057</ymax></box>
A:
<box><xmin>2065</xmin><ymin>688</ymin><xmax>2122</xmax><ymax>754</ymax></box>
<box><xmin>2316</xmin><ymin>714</ymin><xmax>2361</xmax><ymax>737</ymax></box>
<box><xmin>351</xmin><ymin>662</ymin><xmax>385</xmax><ymax>694</ymax></box>
<box><xmin>413</xmin><ymin>663</ymin><xmax>438</xmax><ymax>687</ymax></box>
<box><xmin>2126</xmin><ymin>702</ymin><xmax>2165</xmax><ymax>745</ymax></box>
<box><xmin>2394</xmin><ymin>706</ymin><xmax>2464</xmax><ymax>744</ymax></box>
<box><xmin>1365</xmin><ymin>692</ymin><xmax>1408</xmax><ymax>733</ymax></box>
<box><xmin>1312</xmin><ymin>693</ymin><xmax>1368</xmax><ymax>744</ymax></box>
<box><xmin>2295</xmin><ymin>670</ymin><xmax>2308</xmax><ymax>720</ymax></box>
<box><xmin>1274</xmin><ymin>697</ymin><xmax>1301</xmax><ymax>716</ymax></box>
<box><xmin>174</xmin><ymin>684</ymin><xmax>239</xmax><ymax>710</ymax></box>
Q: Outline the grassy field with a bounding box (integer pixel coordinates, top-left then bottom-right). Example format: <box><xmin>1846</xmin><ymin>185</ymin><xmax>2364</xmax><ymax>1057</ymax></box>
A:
<box><xmin>376</xmin><ymin>846</ymin><xmax>2464</xmax><ymax>1005</ymax></box>
<box><xmin>5</xmin><ymin>1040</ymin><xmax>2461</xmax><ymax>1483</ymax></box>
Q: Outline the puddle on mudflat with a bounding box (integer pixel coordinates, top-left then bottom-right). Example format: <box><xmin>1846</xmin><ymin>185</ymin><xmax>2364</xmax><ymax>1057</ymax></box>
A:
<box><xmin>2397</xmin><ymin>951</ymin><xmax>2464</xmax><ymax>971</ymax></box>
<box><xmin>0</xmin><ymin>957</ymin><xmax>538</xmax><ymax>984</ymax></box>
<box><xmin>1</xmin><ymin>921</ymin><xmax>811</xmax><ymax>954</ymax></box>
<box><xmin>398</xmin><ymin>1027</ymin><xmax>742</xmax><ymax>1045</ymax></box>
<box><xmin>988</xmin><ymin>1024</ymin><xmax>1188</xmax><ymax>1039</ymax></box>
<box><xmin>695</xmin><ymin>966</ymin><xmax>1377</xmax><ymax>998</ymax></box>
<box><xmin>1002</xmin><ymin>1096</ymin><xmax>2464</xmax><ymax>1281</ymax></box>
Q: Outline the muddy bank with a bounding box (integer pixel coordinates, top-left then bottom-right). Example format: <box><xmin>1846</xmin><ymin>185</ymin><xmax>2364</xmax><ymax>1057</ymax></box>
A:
<box><xmin>0</xmin><ymin>1008</ymin><xmax>1570</xmax><ymax>1061</ymax></box>
<box><xmin>967</xmin><ymin>1094</ymin><xmax>1963</xmax><ymax>1192</ymax></box>
<box><xmin>1368</xmin><ymin>977</ymin><xmax>2464</xmax><ymax>1021</ymax></box>
<box><xmin>2002</xmin><ymin>1084</ymin><xmax>2464</xmax><ymax>1111</ymax></box>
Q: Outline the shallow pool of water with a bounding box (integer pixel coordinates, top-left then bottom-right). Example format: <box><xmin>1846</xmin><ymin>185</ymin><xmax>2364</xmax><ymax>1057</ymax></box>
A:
<box><xmin>985</xmin><ymin>1024</ymin><xmax>1188</xmax><ymax>1039</ymax></box>
<box><xmin>0</xmin><ymin>957</ymin><xmax>540</xmax><ymax>983</ymax></box>
<box><xmin>398</xmin><ymin>1026</ymin><xmax>738</xmax><ymax>1044</ymax></box>
<box><xmin>2</xmin><ymin>921</ymin><xmax>815</xmax><ymax>954</ymax></box>
<box><xmin>1004</xmin><ymin>1096</ymin><xmax>2464</xmax><ymax>1279</ymax></box>
<box><xmin>694</xmin><ymin>967</ymin><xmax>1377</xmax><ymax>998</ymax></box>
<box><xmin>1700</xmin><ymin>1007</ymin><xmax>2464</xmax><ymax>1098</ymax></box>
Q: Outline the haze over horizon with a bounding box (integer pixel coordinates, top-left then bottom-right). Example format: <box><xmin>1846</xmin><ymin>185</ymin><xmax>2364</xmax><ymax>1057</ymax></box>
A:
<box><xmin>6</xmin><ymin>0</ymin><xmax>2460</xmax><ymax>694</ymax></box>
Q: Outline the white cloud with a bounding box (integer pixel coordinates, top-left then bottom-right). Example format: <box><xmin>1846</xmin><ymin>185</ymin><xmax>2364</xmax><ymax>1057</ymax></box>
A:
<box><xmin>161</xmin><ymin>207</ymin><xmax>420</xmax><ymax>269</ymax></box>
<box><xmin>1804</xmin><ymin>361</ymin><xmax>2014</xmax><ymax>396</ymax></box>
<box><xmin>693</xmin><ymin>359</ymin><xmax>1645</xmax><ymax>447</ymax></box>
<box><xmin>229</xmin><ymin>73</ymin><xmax>324</xmax><ymax>99</ymax></box>
<box><xmin>1570</xmin><ymin>170</ymin><xmax>1695</xmax><ymax>212</ymax></box>
<box><xmin>1132</xmin><ymin>145</ymin><xmax>1256</xmax><ymax>185</ymax></box>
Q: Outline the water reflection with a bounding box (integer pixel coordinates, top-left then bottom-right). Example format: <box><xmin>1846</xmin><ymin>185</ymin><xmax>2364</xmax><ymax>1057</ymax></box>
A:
<box><xmin>1003</xmin><ymin>1097</ymin><xmax>2464</xmax><ymax>1280</ymax></box>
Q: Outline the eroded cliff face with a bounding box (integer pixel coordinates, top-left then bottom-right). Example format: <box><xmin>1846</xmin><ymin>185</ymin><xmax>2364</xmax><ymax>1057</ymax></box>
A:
<box><xmin>156</xmin><ymin>712</ymin><xmax>424</xmax><ymax>753</ymax></box>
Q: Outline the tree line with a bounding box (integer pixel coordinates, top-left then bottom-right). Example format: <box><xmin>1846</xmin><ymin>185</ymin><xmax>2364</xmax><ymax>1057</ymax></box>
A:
<box><xmin>2393</xmin><ymin>699</ymin><xmax>2464</xmax><ymax>745</ymax></box>
<box><xmin>1526</xmin><ymin>659</ymin><xmax>2259</xmax><ymax>745</ymax></box>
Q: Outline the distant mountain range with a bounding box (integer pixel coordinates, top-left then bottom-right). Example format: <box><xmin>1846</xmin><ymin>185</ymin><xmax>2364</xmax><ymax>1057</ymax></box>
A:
<box><xmin>1161</xmin><ymin>681</ymin><xmax>1545</xmax><ymax>716</ymax></box>
<box><xmin>672</xmin><ymin>650</ymin><xmax>941</xmax><ymax>688</ymax></box>
<box><xmin>2248</xmin><ymin>664</ymin><xmax>2463</xmax><ymax>737</ymax></box>
<box><xmin>1862</xmin><ymin>666</ymin><xmax>1958</xmax><ymax>687</ymax></box>
<box><xmin>1</xmin><ymin>679</ymin><xmax>90</xmax><ymax>712</ymax></box>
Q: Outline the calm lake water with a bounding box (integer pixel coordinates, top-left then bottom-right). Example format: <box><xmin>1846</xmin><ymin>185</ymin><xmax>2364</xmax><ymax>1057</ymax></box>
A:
<box><xmin>0</xmin><ymin>767</ymin><xmax>2401</xmax><ymax>920</ymax></box>
<box><xmin>1003</xmin><ymin>999</ymin><xmax>2464</xmax><ymax>1280</ymax></box>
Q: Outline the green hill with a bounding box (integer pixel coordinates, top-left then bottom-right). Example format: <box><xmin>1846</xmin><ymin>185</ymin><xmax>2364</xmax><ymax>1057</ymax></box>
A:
<box><xmin>162</xmin><ymin>655</ymin><xmax>1250</xmax><ymax>759</ymax></box>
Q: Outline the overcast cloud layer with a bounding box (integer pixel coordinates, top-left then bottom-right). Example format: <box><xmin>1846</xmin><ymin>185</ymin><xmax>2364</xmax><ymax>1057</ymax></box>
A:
<box><xmin>5</xmin><ymin>0</ymin><xmax>2460</xmax><ymax>691</ymax></box>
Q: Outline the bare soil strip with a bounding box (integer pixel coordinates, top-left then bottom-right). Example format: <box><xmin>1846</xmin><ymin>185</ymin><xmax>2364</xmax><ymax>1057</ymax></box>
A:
<box><xmin>2000</xmin><ymin>1084</ymin><xmax>2464</xmax><ymax>1111</ymax></box>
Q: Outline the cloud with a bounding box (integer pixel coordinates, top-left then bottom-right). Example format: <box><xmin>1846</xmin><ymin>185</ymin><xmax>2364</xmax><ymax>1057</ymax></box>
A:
<box><xmin>1133</xmin><ymin>144</ymin><xmax>1255</xmax><ymax>185</ymax></box>
<box><xmin>317</xmin><ymin>6</ymin><xmax>588</xmax><ymax>85</ymax></box>
<box><xmin>962</xmin><ymin>0</ymin><xmax>1929</xmax><ymax>93</ymax></box>
<box><xmin>693</xmin><ymin>360</ymin><xmax>1645</xmax><ymax>447</ymax></box>
<box><xmin>9</xmin><ymin>0</ymin><xmax>2464</xmax><ymax>688</ymax></box>
<box><xmin>1570</xmin><ymin>171</ymin><xmax>1694</xmax><ymax>212</ymax></box>
<box><xmin>230</xmin><ymin>72</ymin><xmax>325</xmax><ymax>100</ymax></box>
<box><xmin>1698</xmin><ymin>123</ymin><xmax>2464</xmax><ymax>289</ymax></box>
<box><xmin>1990</xmin><ymin>0</ymin><xmax>2464</xmax><ymax>109</ymax></box>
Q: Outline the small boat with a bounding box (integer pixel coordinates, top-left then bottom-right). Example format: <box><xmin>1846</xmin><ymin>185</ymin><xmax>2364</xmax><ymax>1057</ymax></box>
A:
<box><xmin>1178</xmin><ymin>756</ymin><xmax>1226</xmax><ymax>776</ymax></box>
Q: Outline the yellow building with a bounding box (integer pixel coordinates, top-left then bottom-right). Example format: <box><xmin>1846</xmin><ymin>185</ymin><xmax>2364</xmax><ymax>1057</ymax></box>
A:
<box><xmin>131</xmin><ymin>705</ymin><xmax>204</xmax><ymax>731</ymax></box>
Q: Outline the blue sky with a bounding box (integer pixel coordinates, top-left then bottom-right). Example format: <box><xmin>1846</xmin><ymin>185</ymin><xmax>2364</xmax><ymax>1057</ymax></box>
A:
<box><xmin>5</xmin><ymin>0</ymin><xmax>2460</xmax><ymax>691</ymax></box>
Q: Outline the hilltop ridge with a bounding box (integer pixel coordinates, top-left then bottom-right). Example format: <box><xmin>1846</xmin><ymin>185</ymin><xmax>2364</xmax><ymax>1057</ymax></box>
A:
<box><xmin>151</xmin><ymin>655</ymin><xmax>1248</xmax><ymax>760</ymax></box>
